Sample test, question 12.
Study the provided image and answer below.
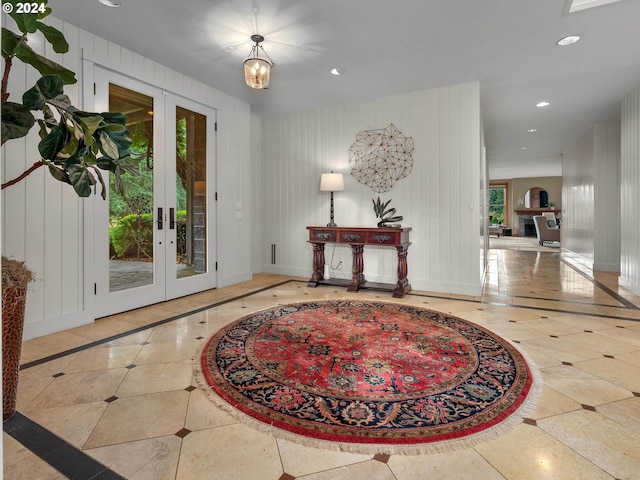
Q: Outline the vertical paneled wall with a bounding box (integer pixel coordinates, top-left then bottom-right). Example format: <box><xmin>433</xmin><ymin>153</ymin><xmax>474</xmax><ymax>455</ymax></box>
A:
<box><xmin>257</xmin><ymin>83</ymin><xmax>485</xmax><ymax>296</ymax></box>
<box><xmin>621</xmin><ymin>84</ymin><xmax>640</xmax><ymax>295</ymax></box>
<box><xmin>250</xmin><ymin>114</ymin><xmax>263</xmax><ymax>274</ymax></box>
<box><xmin>562</xmin><ymin>129</ymin><xmax>595</xmax><ymax>262</ymax></box>
<box><xmin>562</xmin><ymin>121</ymin><xmax>622</xmax><ymax>271</ymax></box>
<box><xmin>593</xmin><ymin>122</ymin><xmax>621</xmax><ymax>272</ymax></box>
<box><xmin>1</xmin><ymin>15</ymin><xmax>253</xmax><ymax>339</ymax></box>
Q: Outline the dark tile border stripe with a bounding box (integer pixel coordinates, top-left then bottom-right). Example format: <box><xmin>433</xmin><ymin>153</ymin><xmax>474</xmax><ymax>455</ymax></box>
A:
<box><xmin>560</xmin><ymin>258</ymin><xmax>640</xmax><ymax>310</ymax></box>
<box><xmin>21</xmin><ymin>280</ymin><xmax>293</xmax><ymax>370</ymax></box>
<box><xmin>306</xmin><ymin>281</ymin><xmax>640</xmax><ymax>323</ymax></box>
<box><xmin>3</xmin><ymin>412</ymin><xmax>125</xmax><ymax>480</ymax></box>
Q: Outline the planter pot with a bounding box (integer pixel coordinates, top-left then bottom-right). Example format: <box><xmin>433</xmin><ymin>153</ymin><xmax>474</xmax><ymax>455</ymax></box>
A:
<box><xmin>2</xmin><ymin>257</ymin><xmax>33</xmax><ymax>422</ymax></box>
<box><xmin>2</xmin><ymin>284</ymin><xmax>28</xmax><ymax>421</ymax></box>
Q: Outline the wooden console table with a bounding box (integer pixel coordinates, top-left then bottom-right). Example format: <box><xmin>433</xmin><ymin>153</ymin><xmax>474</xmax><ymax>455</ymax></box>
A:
<box><xmin>307</xmin><ymin>226</ymin><xmax>412</xmax><ymax>298</ymax></box>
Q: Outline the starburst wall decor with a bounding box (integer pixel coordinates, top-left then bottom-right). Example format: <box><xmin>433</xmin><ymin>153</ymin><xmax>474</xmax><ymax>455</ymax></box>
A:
<box><xmin>348</xmin><ymin>123</ymin><xmax>414</xmax><ymax>193</ymax></box>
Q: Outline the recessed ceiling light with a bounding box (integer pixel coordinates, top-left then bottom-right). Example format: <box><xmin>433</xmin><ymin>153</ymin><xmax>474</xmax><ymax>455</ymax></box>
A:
<box><xmin>329</xmin><ymin>68</ymin><xmax>345</xmax><ymax>76</ymax></box>
<box><xmin>557</xmin><ymin>35</ymin><xmax>581</xmax><ymax>46</ymax></box>
<box><xmin>527</xmin><ymin>128</ymin><xmax>538</xmax><ymax>133</ymax></box>
<box><xmin>536</xmin><ymin>101</ymin><xmax>550</xmax><ymax>108</ymax></box>
<box><xmin>98</xmin><ymin>0</ymin><xmax>121</xmax><ymax>7</ymax></box>
<box><xmin>521</xmin><ymin>147</ymin><xmax>528</xmax><ymax>150</ymax></box>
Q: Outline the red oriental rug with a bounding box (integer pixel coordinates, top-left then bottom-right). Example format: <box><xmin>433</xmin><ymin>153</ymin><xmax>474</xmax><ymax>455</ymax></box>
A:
<box><xmin>197</xmin><ymin>300</ymin><xmax>540</xmax><ymax>454</ymax></box>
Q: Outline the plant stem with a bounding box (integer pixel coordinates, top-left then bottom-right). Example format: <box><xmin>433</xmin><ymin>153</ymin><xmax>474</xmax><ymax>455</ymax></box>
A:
<box><xmin>1</xmin><ymin>161</ymin><xmax>44</xmax><ymax>190</ymax></box>
<box><xmin>2</xmin><ymin>57</ymin><xmax>12</xmax><ymax>102</ymax></box>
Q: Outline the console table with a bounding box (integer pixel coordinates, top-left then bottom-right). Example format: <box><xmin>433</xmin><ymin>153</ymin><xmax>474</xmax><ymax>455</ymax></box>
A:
<box><xmin>306</xmin><ymin>226</ymin><xmax>412</xmax><ymax>298</ymax></box>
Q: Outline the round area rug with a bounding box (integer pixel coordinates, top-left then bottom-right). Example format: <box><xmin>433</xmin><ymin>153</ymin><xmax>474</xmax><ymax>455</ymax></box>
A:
<box><xmin>197</xmin><ymin>300</ymin><xmax>539</xmax><ymax>454</ymax></box>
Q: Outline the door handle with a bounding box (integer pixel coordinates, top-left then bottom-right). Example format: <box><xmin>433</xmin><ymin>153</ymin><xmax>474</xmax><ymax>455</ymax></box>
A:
<box><xmin>169</xmin><ymin>208</ymin><xmax>175</xmax><ymax>230</ymax></box>
<box><xmin>157</xmin><ymin>207</ymin><xmax>163</xmax><ymax>230</ymax></box>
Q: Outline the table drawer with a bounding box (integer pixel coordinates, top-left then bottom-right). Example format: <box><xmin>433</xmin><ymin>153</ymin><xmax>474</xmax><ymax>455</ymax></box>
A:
<box><xmin>367</xmin><ymin>231</ymin><xmax>400</xmax><ymax>244</ymax></box>
<box><xmin>338</xmin><ymin>231</ymin><xmax>366</xmax><ymax>243</ymax></box>
<box><xmin>309</xmin><ymin>229</ymin><xmax>336</xmax><ymax>242</ymax></box>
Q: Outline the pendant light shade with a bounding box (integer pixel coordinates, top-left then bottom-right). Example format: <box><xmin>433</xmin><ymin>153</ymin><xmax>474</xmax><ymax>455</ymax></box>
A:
<box><xmin>244</xmin><ymin>35</ymin><xmax>274</xmax><ymax>89</ymax></box>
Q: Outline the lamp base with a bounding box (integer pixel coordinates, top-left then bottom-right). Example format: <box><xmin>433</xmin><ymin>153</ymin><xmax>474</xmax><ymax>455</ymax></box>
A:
<box><xmin>326</xmin><ymin>222</ymin><xmax>337</xmax><ymax>227</ymax></box>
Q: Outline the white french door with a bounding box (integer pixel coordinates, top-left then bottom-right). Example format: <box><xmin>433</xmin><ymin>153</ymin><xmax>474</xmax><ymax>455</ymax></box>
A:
<box><xmin>90</xmin><ymin>67</ymin><xmax>216</xmax><ymax>318</ymax></box>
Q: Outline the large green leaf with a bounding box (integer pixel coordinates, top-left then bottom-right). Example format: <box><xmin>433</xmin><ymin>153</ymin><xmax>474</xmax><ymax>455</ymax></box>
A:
<box><xmin>112</xmin><ymin>166</ymin><xmax>125</xmax><ymax>196</ymax></box>
<box><xmin>47</xmin><ymin>95</ymin><xmax>72</xmax><ymax>113</ymax></box>
<box><xmin>98</xmin><ymin>123</ymin><xmax>126</xmax><ymax>133</ymax></box>
<box><xmin>114</xmin><ymin>156</ymin><xmax>140</xmax><ymax>176</ymax></box>
<box><xmin>7</xmin><ymin>0</ymin><xmax>39</xmax><ymax>34</ymax></box>
<box><xmin>22</xmin><ymin>74</ymin><xmax>64</xmax><ymax>110</ymax></box>
<box><xmin>2</xmin><ymin>28</ymin><xmax>20</xmax><ymax>59</ymax></box>
<box><xmin>59</xmin><ymin>130</ymin><xmax>79</xmax><ymax>158</ymax></box>
<box><xmin>100</xmin><ymin>128</ymin><xmax>133</xmax><ymax>158</ymax></box>
<box><xmin>47</xmin><ymin>163</ymin><xmax>69</xmax><ymax>184</ymax></box>
<box><xmin>67</xmin><ymin>164</ymin><xmax>96</xmax><ymax>197</ymax></box>
<box><xmin>35</xmin><ymin>21</ymin><xmax>68</xmax><ymax>54</ymax></box>
<box><xmin>41</xmin><ymin>104</ymin><xmax>57</xmax><ymax>126</ymax></box>
<box><xmin>38</xmin><ymin>124</ymin><xmax>67</xmax><ymax>160</ymax></box>
<box><xmin>73</xmin><ymin>112</ymin><xmax>103</xmax><ymax>139</ymax></box>
<box><xmin>90</xmin><ymin>166</ymin><xmax>108</xmax><ymax>200</ymax></box>
<box><xmin>1</xmin><ymin>101</ymin><xmax>36</xmax><ymax>142</ymax></box>
<box><xmin>13</xmin><ymin>43</ymin><xmax>76</xmax><ymax>84</ymax></box>
<box><xmin>96</xmin><ymin>156</ymin><xmax>114</xmax><ymax>172</ymax></box>
<box><xmin>99</xmin><ymin>130</ymin><xmax>120</xmax><ymax>159</ymax></box>
<box><xmin>100</xmin><ymin>112</ymin><xmax>127</xmax><ymax>126</ymax></box>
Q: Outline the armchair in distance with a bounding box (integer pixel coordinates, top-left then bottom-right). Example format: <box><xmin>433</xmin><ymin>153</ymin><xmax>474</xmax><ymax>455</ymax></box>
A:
<box><xmin>533</xmin><ymin>215</ymin><xmax>560</xmax><ymax>246</ymax></box>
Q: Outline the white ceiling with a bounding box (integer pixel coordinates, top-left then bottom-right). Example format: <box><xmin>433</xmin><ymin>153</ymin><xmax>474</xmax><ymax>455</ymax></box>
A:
<box><xmin>50</xmin><ymin>0</ymin><xmax>640</xmax><ymax>179</ymax></box>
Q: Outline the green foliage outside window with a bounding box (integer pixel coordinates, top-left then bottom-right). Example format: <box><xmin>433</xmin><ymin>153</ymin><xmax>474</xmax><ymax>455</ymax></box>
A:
<box><xmin>489</xmin><ymin>187</ymin><xmax>506</xmax><ymax>224</ymax></box>
<box><xmin>109</xmin><ymin>210</ymin><xmax>187</xmax><ymax>260</ymax></box>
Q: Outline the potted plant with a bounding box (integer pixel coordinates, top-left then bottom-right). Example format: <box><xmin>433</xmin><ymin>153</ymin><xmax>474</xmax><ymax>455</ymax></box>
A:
<box><xmin>1</xmin><ymin>0</ymin><xmax>137</xmax><ymax>420</ymax></box>
<box><xmin>372</xmin><ymin>196</ymin><xmax>403</xmax><ymax>227</ymax></box>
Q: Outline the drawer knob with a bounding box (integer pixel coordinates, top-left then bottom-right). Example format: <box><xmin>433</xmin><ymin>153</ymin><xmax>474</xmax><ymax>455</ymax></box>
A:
<box><xmin>372</xmin><ymin>234</ymin><xmax>392</xmax><ymax>243</ymax></box>
<box><xmin>342</xmin><ymin>234</ymin><xmax>361</xmax><ymax>242</ymax></box>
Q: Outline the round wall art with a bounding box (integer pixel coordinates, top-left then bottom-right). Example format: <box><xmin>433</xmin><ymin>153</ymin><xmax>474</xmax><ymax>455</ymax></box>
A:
<box><xmin>348</xmin><ymin>123</ymin><xmax>414</xmax><ymax>193</ymax></box>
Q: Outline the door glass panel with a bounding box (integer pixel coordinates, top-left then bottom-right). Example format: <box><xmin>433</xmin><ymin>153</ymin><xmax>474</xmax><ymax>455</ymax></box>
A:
<box><xmin>176</xmin><ymin>106</ymin><xmax>207</xmax><ymax>279</ymax></box>
<box><xmin>108</xmin><ymin>84</ymin><xmax>155</xmax><ymax>292</ymax></box>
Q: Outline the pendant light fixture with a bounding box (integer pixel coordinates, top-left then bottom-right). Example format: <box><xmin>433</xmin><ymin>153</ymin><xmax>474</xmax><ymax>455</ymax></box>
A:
<box><xmin>244</xmin><ymin>34</ymin><xmax>275</xmax><ymax>89</ymax></box>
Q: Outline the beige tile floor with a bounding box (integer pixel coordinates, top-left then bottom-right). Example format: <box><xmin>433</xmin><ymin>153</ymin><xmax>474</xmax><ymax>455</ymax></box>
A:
<box><xmin>4</xmin><ymin>242</ymin><xmax>640</xmax><ymax>479</ymax></box>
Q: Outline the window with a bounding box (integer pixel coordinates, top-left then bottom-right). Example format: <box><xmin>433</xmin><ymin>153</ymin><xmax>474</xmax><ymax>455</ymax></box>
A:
<box><xmin>489</xmin><ymin>183</ymin><xmax>508</xmax><ymax>225</ymax></box>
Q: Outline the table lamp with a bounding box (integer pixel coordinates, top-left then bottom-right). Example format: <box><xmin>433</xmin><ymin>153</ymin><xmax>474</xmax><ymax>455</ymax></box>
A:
<box><xmin>320</xmin><ymin>172</ymin><xmax>344</xmax><ymax>226</ymax></box>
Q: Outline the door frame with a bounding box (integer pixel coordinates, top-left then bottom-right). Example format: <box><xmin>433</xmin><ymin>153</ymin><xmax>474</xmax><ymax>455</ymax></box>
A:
<box><xmin>164</xmin><ymin>94</ymin><xmax>218</xmax><ymax>300</ymax></box>
<box><xmin>82</xmin><ymin>60</ymin><xmax>218</xmax><ymax>319</ymax></box>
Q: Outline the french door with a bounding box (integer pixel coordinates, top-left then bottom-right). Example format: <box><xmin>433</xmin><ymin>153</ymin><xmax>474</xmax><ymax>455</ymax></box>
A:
<box><xmin>91</xmin><ymin>68</ymin><xmax>216</xmax><ymax>318</ymax></box>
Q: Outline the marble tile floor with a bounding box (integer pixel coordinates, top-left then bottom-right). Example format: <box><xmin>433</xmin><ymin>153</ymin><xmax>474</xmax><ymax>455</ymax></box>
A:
<box><xmin>4</xmin><ymin>249</ymin><xmax>640</xmax><ymax>480</ymax></box>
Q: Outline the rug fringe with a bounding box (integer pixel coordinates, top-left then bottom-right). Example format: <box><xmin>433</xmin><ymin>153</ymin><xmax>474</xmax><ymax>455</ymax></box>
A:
<box><xmin>192</xmin><ymin>338</ymin><xmax>543</xmax><ymax>456</ymax></box>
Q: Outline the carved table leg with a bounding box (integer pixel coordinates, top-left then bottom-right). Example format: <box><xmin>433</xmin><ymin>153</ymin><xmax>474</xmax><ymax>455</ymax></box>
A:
<box><xmin>393</xmin><ymin>245</ymin><xmax>412</xmax><ymax>298</ymax></box>
<box><xmin>308</xmin><ymin>242</ymin><xmax>325</xmax><ymax>287</ymax></box>
<box><xmin>347</xmin><ymin>244</ymin><xmax>366</xmax><ymax>292</ymax></box>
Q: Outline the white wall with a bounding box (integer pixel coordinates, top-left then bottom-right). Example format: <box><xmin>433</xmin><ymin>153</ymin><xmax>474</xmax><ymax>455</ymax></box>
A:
<box><xmin>620</xmin><ymin>84</ymin><xmax>640</xmax><ymax>295</ymax></box>
<box><xmin>562</xmin><ymin>121</ymin><xmax>620</xmax><ymax>271</ymax></box>
<box><xmin>563</xmin><ymin>131</ymin><xmax>595</xmax><ymax>262</ymax></box>
<box><xmin>593</xmin><ymin>122</ymin><xmax>621</xmax><ymax>272</ymax></box>
<box><xmin>250</xmin><ymin>114</ymin><xmax>263</xmax><ymax>274</ymax></box>
<box><xmin>257</xmin><ymin>83</ymin><xmax>485</xmax><ymax>296</ymax></box>
<box><xmin>1</xmin><ymin>16</ymin><xmax>253</xmax><ymax>339</ymax></box>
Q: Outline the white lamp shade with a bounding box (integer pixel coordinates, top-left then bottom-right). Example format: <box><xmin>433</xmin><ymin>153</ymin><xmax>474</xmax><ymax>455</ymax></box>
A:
<box><xmin>320</xmin><ymin>173</ymin><xmax>344</xmax><ymax>192</ymax></box>
<box><xmin>244</xmin><ymin>58</ymin><xmax>272</xmax><ymax>89</ymax></box>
